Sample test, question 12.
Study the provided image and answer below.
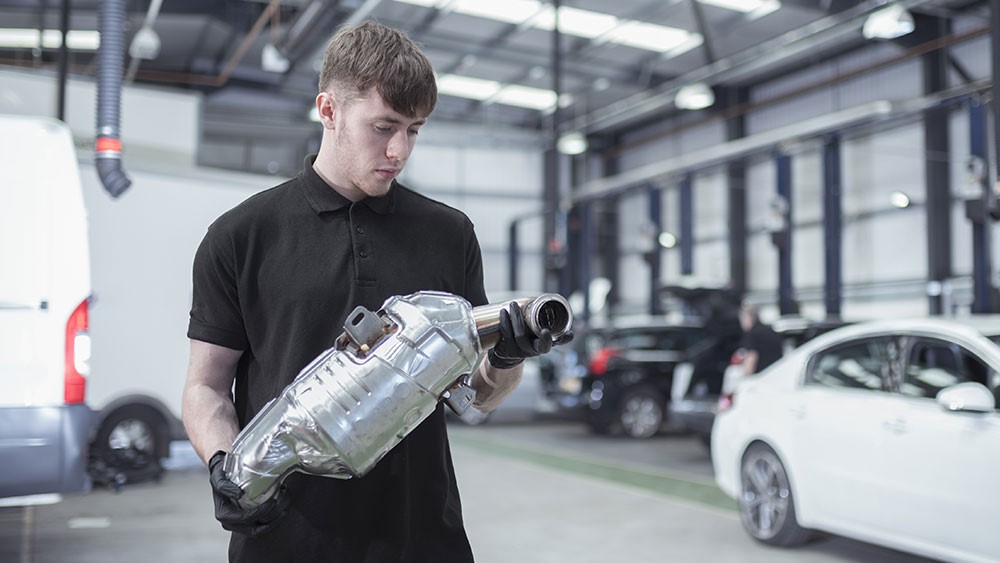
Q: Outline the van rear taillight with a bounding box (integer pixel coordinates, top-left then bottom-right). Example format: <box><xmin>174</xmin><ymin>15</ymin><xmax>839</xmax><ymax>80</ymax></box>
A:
<box><xmin>588</xmin><ymin>347</ymin><xmax>620</xmax><ymax>376</ymax></box>
<box><xmin>64</xmin><ymin>298</ymin><xmax>90</xmax><ymax>404</ymax></box>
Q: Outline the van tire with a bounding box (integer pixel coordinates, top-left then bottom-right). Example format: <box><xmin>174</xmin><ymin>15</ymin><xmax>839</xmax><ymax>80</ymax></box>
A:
<box><xmin>91</xmin><ymin>405</ymin><xmax>167</xmax><ymax>485</ymax></box>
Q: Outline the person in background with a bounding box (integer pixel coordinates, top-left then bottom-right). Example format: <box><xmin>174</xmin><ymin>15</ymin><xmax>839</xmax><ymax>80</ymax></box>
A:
<box><xmin>738</xmin><ymin>302</ymin><xmax>783</xmax><ymax>375</ymax></box>
<box><xmin>181</xmin><ymin>21</ymin><xmax>568</xmax><ymax>563</ymax></box>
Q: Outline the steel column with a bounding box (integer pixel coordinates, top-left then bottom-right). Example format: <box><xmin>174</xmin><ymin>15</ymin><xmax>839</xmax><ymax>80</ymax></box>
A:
<box><xmin>968</xmin><ymin>101</ymin><xmax>993</xmax><ymax>313</ymax></box>
<box><xmin>578</xmin><ymin>202</ymin><xmax>594</xmax><ymax>324</ymax></box>
<box><xmin>597</xmin><ymin>197</ymin><xmax>620</xmax><ymax>313</ymax></box>
<box><xmin>57</xmin><ymin>0</ymin><xmax>70</xmax><ymax>120</ymax></box>
<box><xmin>726</xmin><ymin>87</ymin><xmax>749</xmax><ymax>296</ymax></box>
<box><xmin>648</xmin><ymin>185</ymin><xmax>663</xmax><ymax>315</ymax></box>
<box><xmin>680</xmin><ymin>173</ymin><xmax>694</xmax><ymax>275</ymax></box>
<box><xmin>775</xmin><ymin>152</ymin><xmax>796</xmax><ymax>315</ymax></box>
<box><xmin>508</xmin><ymin>220</ymin><xmax>519</xmax><ymax>291</ymax></box>
<box><xmin>822</xmin><ymin>135</ymin><xmax>843</xmax><ymax>319</ymax></box>
<box><xmin>923</xmin><ymin>18</ymin><xmax>952</xmax><ymax>315</ymax></box>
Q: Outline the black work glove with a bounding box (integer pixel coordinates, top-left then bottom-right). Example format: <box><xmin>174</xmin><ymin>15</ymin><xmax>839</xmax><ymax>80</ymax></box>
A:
<box><xmin>488</xmin><ymin>302</ymin><xmax>573</xmax><ymax>370</ymax></box>
<box><xmin>209</xmin><ymin>450</ymin><xmax>289</xmax><ymax>537</ymax></box>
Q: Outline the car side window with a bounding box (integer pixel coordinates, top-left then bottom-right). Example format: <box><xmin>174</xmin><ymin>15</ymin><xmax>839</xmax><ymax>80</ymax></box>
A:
<box><xmin>900</xmin><ymin>338</ymin><xmax>990</xmax><ymax>399</ymax></box>
<box><xmin>612</xmin><ymin>331</ymin><xmax>658</xmax><ymax>351</ymax></box>
<box><xmin>657</xmin><ymin>330</ymin><xmax>690</xmax><ymax>352</ymax></box>
<box><xmin>807</xmin><ymin>338</ymin><xmax>891</xmax><ymax>391</ymax></box>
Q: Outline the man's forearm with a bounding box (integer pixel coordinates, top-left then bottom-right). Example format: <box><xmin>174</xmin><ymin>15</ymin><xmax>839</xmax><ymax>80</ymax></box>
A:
<box><xmin>182</xmin><ymin>384</ymin><xmax>241</xmax><ymax>464</ymax></box>
<box><xmin>469</xmin><ymin>361</ymin><xmax>523</xmax><ymax>412</ymax></box>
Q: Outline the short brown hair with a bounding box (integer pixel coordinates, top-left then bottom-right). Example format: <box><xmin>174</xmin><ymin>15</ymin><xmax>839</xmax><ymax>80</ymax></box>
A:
<box><xmin>318</xmin><ymin>21</ymin><xmax>437</xmax><ymax>118</ymax></box>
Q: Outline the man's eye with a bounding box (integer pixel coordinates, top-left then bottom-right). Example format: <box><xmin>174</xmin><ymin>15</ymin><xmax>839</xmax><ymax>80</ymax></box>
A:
<box><xmin>374</xmin><ymin>125</ymin><xmax>391</xmax><ymax>133</ymax></box>
<box><xmin>408</xmin><ymin>129</ymin><xmax>420</xmax><ymax>136</ymax></box>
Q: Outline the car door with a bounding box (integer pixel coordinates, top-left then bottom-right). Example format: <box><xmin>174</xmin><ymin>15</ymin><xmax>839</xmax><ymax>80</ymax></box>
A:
<box><xmin>790</xmin><ymin>336</ymin><xmax>897</xmax><ymax>528</ymax></box>
<box><xmin>876</xmin><ymin>335</ymin><xmax>1000</xmax><ymax>559</ymax></box>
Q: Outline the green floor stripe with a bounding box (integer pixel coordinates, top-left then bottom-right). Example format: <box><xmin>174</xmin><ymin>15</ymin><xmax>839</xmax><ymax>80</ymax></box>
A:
<box><xmin>451</xmin><ymin>433</ymin><xmax>736</xmax><ymax>512</ymax></box>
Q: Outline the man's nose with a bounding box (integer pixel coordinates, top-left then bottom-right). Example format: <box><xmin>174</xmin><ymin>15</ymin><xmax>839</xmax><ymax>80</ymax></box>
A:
<box><xmin>386</xmin><ymin>131</ymin><xmax>412</xmax><ymax>162</ymax></box>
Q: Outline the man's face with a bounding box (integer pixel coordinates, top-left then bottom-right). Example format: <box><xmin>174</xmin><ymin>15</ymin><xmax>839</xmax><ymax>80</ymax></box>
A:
<box><xmin>325</xmin><ymin>89</ymin><xmax>427</xmax><ymax>199</ymax></box>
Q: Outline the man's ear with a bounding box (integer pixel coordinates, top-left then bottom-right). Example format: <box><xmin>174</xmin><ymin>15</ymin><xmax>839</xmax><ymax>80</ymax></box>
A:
<box><xmin>315</xmin><ymin>92</ymin><xmax>337</xmax><ymax>129</ymax></box>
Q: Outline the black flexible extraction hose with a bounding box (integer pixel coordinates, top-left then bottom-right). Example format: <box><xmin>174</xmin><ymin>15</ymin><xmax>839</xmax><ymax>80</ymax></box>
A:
<box><xmin>95</xmin><ymin>0</ymin><xmax>132</xmax><ymax>198</ymax></box>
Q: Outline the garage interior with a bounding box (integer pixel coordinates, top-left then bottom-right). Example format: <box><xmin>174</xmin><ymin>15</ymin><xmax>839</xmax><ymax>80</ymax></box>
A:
<box><xmin>0</xmin><ymin>0</ymin><xmax>997</xmax><ymax>561</ymax></box>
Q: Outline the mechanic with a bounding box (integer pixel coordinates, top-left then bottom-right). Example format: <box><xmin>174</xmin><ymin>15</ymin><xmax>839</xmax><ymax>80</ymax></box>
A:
<box><xmin>738</xmin><ymin>302</ymin><xmax>783</xmax><ymax>375</ymax></box>
<box><xmin>181</xmin><ymin>20</ymin><xmax>567</xmax><ymax>563</ymax></box>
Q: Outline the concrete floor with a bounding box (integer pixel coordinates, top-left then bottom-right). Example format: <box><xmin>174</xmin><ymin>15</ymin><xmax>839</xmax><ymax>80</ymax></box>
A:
<box><xmin>1</xmin><ymin>421</ymin><xmax>938</xmax><ymax>563</ymax></box>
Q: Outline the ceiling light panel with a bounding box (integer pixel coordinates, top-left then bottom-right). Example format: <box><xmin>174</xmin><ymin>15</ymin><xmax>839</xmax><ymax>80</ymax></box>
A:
<box><xmin>0</xmin><ymin>28</ymin><xmax>100</xmax><ymax>50</ymax></box>
<box><xmin>449</xmin><ymin>0</ymin><xmax>546</xmax><ymax>25</ymax></box>
<box><xmin>532</xmin><ymin>6</ymin><xmax>619</xmax><ymax>38</ymax></box>
<box><xmin>492</xmin><ymin>84</ymin><xmax>558</xmax><ymax>110</ymax></box>
<box><xmin>604</xmin><ymin>21</ymin><xmax>694</xmax><ymax>53</ymax></box>
<box><xmin>393</xmin><ymin>0</ymin><xmax>695</xmax><ymax>56</ymax></box>
<box><xmin>697</xmin><ymin>0</ymin><xmax>779</xmax><ymax>13</ymax></box>
<box><xmin>436</xmin><ymin>74</ymin><xmax>501</xmax><ymax>100</ymax></box>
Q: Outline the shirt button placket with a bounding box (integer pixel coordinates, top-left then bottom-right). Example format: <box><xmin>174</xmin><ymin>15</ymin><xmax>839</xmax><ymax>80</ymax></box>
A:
<box><xmin>350</xmin><ymin>205</ymin><xmax>376</xmax><ymax>284</ymax></box>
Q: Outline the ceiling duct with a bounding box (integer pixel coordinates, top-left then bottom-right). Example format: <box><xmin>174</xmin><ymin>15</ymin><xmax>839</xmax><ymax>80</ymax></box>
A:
<box><xmin>95</xmin><ymin>0</ymin><xmax>132</xmax><ymax>198</ymax></box>
<box><xmin>274</xmin><ymin>0</ymin><xmax>343</xmax><ymax>63</ymax></box>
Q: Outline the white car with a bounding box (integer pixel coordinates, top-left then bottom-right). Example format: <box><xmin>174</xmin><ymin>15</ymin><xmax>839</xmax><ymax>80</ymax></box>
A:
<box><xmin>712</xmin><ymin>316</ymin><xmax>1000</xmax><ymax>563</ymax></box>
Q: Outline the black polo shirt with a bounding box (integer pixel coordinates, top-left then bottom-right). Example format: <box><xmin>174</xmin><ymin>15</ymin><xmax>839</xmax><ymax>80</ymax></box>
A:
<box><xmin>188</xmin><ymin>155</ymin><xmax>487</xmax><ymax>563</ymax></box>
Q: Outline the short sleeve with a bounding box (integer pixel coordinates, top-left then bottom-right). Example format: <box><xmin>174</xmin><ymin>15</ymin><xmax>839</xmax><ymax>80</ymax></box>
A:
<box><xmin>187</xmin><ymin>225</ymin><xmax>249</xmax><ymax>350</ymax></box>
<box><xmin>463</xmin><ymin>219</ymin><xmax>488</xmax><ymax>308</ymax></box>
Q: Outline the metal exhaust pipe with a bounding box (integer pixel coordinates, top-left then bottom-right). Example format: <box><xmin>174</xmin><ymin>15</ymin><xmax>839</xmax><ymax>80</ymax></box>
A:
<box><xmin>472</xmin><ymin>293</ymin><xmax>573</xmax><ymax>349</ymax></box>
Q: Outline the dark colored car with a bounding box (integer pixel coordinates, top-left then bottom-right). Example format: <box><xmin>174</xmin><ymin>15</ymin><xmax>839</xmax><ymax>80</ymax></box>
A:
<box><xmin>581</xmin><ymin>319</ymin><xmax>740</xmax><ymax>438</ymax></box>
<box><xmin>669</xmin><ymin>317</ymin><xmax>852</xmax><ymax>446</ymax></box>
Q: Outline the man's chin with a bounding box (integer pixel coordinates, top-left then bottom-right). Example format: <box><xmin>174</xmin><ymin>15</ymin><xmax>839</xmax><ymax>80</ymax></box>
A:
<box><xmin>363</xmin><ymin>182</ymin><xmax>393</xmax><ymax>198</ymax></box>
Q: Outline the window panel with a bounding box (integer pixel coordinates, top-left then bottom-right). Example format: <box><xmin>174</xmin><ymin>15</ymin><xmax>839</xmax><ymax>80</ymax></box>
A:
<box><xmin>901</xmin><ymin>338</ymin><xmax>991</xmax><ymax>399</ymax></box>
<box><xmin>807</xmin><ymin>338</ymin><xmax>891</xmax><ymax>391</ymax></box>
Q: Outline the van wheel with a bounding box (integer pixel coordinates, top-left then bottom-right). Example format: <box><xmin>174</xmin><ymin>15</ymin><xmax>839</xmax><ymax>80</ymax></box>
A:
<box><xmin>92</xmin><ymin>405</ymin><xmax>166</xmax><ymax>485</ymax></box>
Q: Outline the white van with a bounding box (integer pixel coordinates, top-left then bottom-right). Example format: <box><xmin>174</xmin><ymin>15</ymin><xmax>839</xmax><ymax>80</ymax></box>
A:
<box><xmin>0</xmin><ymin>115</ymin><xmax>95</xmax><ymax>499</ymax></box>
<box><xmin>78</xmin><ymin>152</ymin><xmax>265</xmax><ymax>484</ymax></box>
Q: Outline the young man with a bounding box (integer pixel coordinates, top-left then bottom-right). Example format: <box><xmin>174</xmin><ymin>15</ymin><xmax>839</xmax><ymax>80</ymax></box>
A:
<box><xmin>182</xmin><ymin>21</ymin><xmax>561</xmax><ymax>562</ymax></box>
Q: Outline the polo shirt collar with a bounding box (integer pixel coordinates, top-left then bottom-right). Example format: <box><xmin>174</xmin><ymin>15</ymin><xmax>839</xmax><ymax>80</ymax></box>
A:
<box><xmin>299</xmin><ymin>154</ymin><xmax>396</xmax><ymax>216</ymax></box>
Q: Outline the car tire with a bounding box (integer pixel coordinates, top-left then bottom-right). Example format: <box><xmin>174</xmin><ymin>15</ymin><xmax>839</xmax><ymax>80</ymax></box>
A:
<box><xmin>618</xmin><ymin>385</ymin><xmax>664</xmax><ymax>439</ymax></box>
<box><xmin>91</xmin><ymin>405</ymin><xmax>166</xmax><ymax>486</ymax></box>
<box><xmin>738</xmin><ymin>443</ymin><xmax>811</xmax><ymax>547</ymax></box>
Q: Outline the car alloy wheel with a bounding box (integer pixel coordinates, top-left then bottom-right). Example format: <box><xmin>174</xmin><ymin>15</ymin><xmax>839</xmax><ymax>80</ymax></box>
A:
<box><xmin>619</xmin><ymin>386</ymin><xmax>663</xmax><ymax>439</ymax></box>
<box><xmin>738</xmin><ymin>443</ymin><xmax>810</xmax><ymax>546</ymax></box>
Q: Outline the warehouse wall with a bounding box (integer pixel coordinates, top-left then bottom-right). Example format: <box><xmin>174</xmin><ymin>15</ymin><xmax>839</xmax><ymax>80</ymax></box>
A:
<box><xmin>3</xmin><ymin>68</ymin><xmax>545</xmax><ymax>423</ymax></box>
<box><xmin>596</xmin><ymin>19</ymin><xmax>993</xmax><ymax>322</ymax></box>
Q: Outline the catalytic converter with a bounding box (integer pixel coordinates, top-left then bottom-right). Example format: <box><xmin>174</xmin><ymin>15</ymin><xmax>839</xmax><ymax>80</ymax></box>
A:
<box><xmin>224</xmin><ymin>291</ymin><xmax>573</xmax><ymax>508</ymax></box>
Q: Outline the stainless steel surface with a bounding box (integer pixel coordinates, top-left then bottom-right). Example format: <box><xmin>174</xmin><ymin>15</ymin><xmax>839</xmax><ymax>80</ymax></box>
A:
<box><xmin>473</xmin><ymin>293</ymin><xmax>573</xmax><ymax>350</ymax></box>
<box><xmin>225</xmin><ymin>291</ymin><xmax>574</xmax><ymax>508</ymax></box>
<box><xmin>225</xmin><ymin>291</ymin><xmax>483</xmax><ymax>507</ymax></box>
